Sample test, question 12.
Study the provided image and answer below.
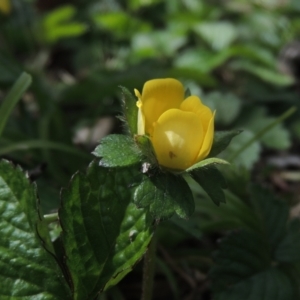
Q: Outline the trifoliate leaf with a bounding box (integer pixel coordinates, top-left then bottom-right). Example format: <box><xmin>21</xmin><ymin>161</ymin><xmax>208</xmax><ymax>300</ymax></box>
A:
<box><xmin>250</xmin><ymin>184</ymin><xmax>289</xmax><ymax>250</ymax></box>
<box><xmin>275</xmin><ymin>219</ymin><xmax>300</xmax><ymax>263</ymax></box>
<box><xmin>119</xmin><ymin>86</ymin><xmax>138</xmax><ymax>136</ymax></box>
<box><xmin>59</xmin><ymin>162</ymin><xmax>153</xmax><ymax>299</ymax></box>
<box><xmin>209</xmin><ymin>130</ymin><xmax>242</xmax><ymax>158</ymax></box>
<box><xmin>134</xmin><ymin>172</ymin><xmax>195</xmax><ymax>219</ymax></box>
<box><xmin>191</xmin><ymin>166</ymin><xmax>227</xmax><ymax>206</ymax></box>
<box><xmin>93</xmin><ymin>134</ymin><xmax>141</xmax><ymax>167</ymax></box>
<box><xmin>211</xmin><ymin>230</ymin><xmax>295</xmax><ymax>300</ymax></box>
<box><xmin>0</xmin><ymin>160</ymin><xmax>71</xmax><ymax>299</ymax></box>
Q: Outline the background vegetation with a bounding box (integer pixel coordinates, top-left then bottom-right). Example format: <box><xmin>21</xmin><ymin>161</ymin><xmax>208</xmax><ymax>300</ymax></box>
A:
<box><xmin>1</xmin><ymin>0</ymin><xmax>300</xmax><ymax>299</ymax></box>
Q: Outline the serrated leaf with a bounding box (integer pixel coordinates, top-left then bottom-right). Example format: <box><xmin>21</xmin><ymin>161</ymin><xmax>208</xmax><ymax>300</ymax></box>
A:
<box><xmin>250</xmin><ymin>185</ymin><xmax>288</xmax><ymax>250</ymax></box>
<box><xmin>0</xmin><ymin>160</ymin><xmax>71</xmax><ymax>300</ymax></box>
<box><xmin>185</xmin><ymin>157</ymin><xmax>229</xmax><ymax>173</ymax></box>
<box><xmin>275</xmin><ymin>219</ymin><xmax>300</xmax><ymax>263</ymax></box>
<box><xmin>134</xmin><ymin>172</ymin><xmax>194</xmax><ymax>219</ymax></box>
<box><xmin>59</xmin><ymin>162</ymin><xmax>153</xmax><ymax>299</ymax></box>
<box><xmin>209</xmin><ymin>130</ymin><xmax>242</xmax><ymax>158</ymax></box>
<box><xmin>211</xmin><ymin>230</ymin><xmax>295</xmax><ymax>300</ymax></box>
<box><xmin>93</xmin><ymin>134</ymin><xmax>141</xmax><ymax>167</ymax></box>
<box><xmin>191</xmin><ymin>166</ymin><xmax>227</xmax><ymax>206</ymax></box>
<box><xmin>119</xmin><ymin>86</ymin><xmax>138</xmax><ymax>136</ymax></box>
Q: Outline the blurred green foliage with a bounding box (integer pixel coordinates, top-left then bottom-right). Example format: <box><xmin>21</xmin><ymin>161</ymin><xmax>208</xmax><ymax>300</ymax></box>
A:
<box><xmin>1</xmin><ymin>0</ymin><xmax>300</xmax><ymax>299</ymax></box>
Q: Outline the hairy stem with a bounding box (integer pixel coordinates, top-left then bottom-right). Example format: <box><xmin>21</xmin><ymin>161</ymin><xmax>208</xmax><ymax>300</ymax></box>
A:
<box><xmin>141</xmin><ymin>233</ymin><xmax>157</xmax><ymax>300</ymax></box>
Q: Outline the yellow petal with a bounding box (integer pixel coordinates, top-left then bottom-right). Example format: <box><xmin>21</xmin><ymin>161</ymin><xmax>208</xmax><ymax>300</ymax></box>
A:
<box><xmin>196</xmin><ymin>111</ymin><xmax>215</xmax><ymax>162</ymax></box>
<box><xmin>140</xmin><ymin>78</ymin><xmax>184</xmax><ymax>134</ymax></box>
<box><xmin>151</xmin><ymin>109</ymin><xmax>203</xmax><ymax>170</ymax></box>
<box><xmin>180</xmin><ymin>95</ymin><xmax>213</xmax><ymax>133</ymax></box>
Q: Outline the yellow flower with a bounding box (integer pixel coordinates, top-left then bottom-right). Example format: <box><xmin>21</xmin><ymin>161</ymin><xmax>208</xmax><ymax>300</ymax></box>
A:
<box><xmin>134</xmin><ymin>78</ymin><xmax>215</xmax><ymax>171</ymax></box>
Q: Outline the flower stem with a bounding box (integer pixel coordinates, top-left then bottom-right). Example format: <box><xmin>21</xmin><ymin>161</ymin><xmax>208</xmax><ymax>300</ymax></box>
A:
<box><xmin>141</xmin><ymin>232</ymin><xmax>157</xmax><ymax>300</ymax></box>
<box><xmin>43</xmin><ymin>212</ymin><xmax>58</xmax><ymax>224</ymax></box>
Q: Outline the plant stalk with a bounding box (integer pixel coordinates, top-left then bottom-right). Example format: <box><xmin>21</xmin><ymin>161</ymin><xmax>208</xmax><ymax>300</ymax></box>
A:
<box><xmin>141</xmin><ymin>232</ymin><xmax>157</xmax><ymax>300</ymax></box>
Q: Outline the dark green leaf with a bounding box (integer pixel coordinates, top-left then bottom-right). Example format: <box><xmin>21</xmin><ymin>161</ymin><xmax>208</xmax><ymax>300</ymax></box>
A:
<box><xmin>211</xmin><ymin>230</ymin><xmax>295</xmax><ymax>300</ymax></box>
<box><xmin>0</xmin><ymin>72</ymin><xmax>32</xmax><ymax>137</ymax></box>
<box><xmin>250</xmin><ymin>185</ymin><xmax>289</xmax><ymax>250</ymax></box>
<box><xmin>119</xmin><ymin>86</ymin><xmax>138</xmax><ymax>136</ymax></box>
<box><xmin>209</xmin><ymin>130</ymin><xmax>242</xmax><ymax>158</ymax></box>
<box><xmin>0</xmin><ymin>160</ymin><xmax>71</xmax><ymax>299</ymax></box>
<box><xmin>275</xmin><ymin>219</ymin><xmax>300</xmax><ymax>263</ymax></box>
<box><xmin>92</xmin><ymin>134</ymin><xmax>141</xmax><ymax>167</ymax></box>
<box><xmin>170</xmin><ymin>216</ymin><xmax>202</xmax><ymax>240</ymax></box>
<box><xmin>59</xmin><ymin>162</ymin><xmax>153</xmax><ymax>299</ymax></box>
<box><xmin>134</xmin><ymin>172</ymin><xmax>195</xmax><ymax>219</ymax></box>
<box><xmin>192</xmin><ymin>166</ymin><xmax>227</xmax><ymax>205</ymax></box>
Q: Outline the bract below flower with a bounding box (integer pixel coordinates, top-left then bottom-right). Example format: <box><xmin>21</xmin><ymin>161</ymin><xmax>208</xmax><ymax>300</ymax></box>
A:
<box><xmin>134</xmin><ymin>78</ymin><xmax>215</xmax><ymax>171</ymax></box>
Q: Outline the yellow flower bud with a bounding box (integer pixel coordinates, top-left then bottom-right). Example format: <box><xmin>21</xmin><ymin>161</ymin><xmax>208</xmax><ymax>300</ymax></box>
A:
<box><xmin>135</xmin><ymin>78</ymin><xmax>215</xmax><ymax>171</ymax></box>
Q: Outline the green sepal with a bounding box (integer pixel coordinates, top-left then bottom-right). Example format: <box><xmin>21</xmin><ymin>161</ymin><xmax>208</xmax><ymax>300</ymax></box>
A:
<box><xmin>134</xmin><ymin>134</ymin><xmax>158</xmax><ymax>165</ymax></box>
<box><xmin>59</xmin><ymin>162</ymin><xmax>154</xmax><ymax>299</ymax></box>
<box><xmin>185</xmin><ymin>157</ymin><xmax>229</xmax><ymax>173</ymax></box>
<box><xmin>0</xmin><ymin>160</ymin><xmax>71</xmax><ymax>299</ymax></box>
<box><xmin>209</xmin><ymin>130</ymin><xmax>242</xmax><ymax>157</ymax></box>
<box><xmin>92</xmin><ymin>134</ymin><xmax>141</xmax><ymax>167</ymax></box>
<box><xmin>119</xmin><ymin>86</ymin><xmax>138</xmax><ymax>136</ymax></box>
<box><xmin>133</xmin><ymin>172</ymin><xmax>195</xmax><ymax>220</ymax></box>
<box><xmin>184</xmin><ymin>87</ymin><xmax>191</xmax><ymax>98</ymax></box>
<box><xmin>191</xmin><ymin>166</ymin><xmax>227</xmax><ymax>205</ymax></box>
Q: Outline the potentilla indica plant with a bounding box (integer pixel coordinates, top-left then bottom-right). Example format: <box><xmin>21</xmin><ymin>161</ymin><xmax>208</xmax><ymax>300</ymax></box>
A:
<box><xmin>0</xmin><ymin>74</ymin><xmax>240</xmax><ymax>300</ymax></box>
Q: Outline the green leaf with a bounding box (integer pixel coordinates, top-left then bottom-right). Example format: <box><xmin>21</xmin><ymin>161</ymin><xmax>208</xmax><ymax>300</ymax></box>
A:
<box><xmin>0</xmin><ymin>160</ymin><xmax>71</xmax><ymax>299</ymax></box>
<box><xmin>93</xmin><ymin>134</ymin><xmax>141</xmax><ymax>167</ymax></box>
<box><xmin>119</xmin><ymin>86</ymin><xmax>138</xmax><ymax>136</ymax></box>
<box><xmin>203</xmin><ymin>92</ymin><xmax>242</xmax><ymax>126</ymax></box>
<box><xmin>275</xmin><ymin>219</ymin><xmax>300</xmax><ymax>263</ymax></box>
<box><xmin>193</xmin><ymin>21</ymin><xmax>238</xmax><ymax>51</ymax></box>
<box><xmin>209</xmin><ymin>130</ymin><xmax>242</xmax><ymax>158</ymax></box>
<box><xmin>224</xmin><ymin>130</ymin><xmax>261</xmax><ymax>169</ymax></box>
<box><xmin>59</xmin><ymin>162</ymin><xmax>153</xmax><ymax>299</ymax></box>
<box><xmin>134</xmin><ymin>172</ymin><xmax>195</xmax><ymax>219</ymax></box>
<box><xmin>43</xmin><ymin>5</ymin><xmax>87</xmax><ymax>43</ymax></box>
<box><xmin>231</xmin><ymin>61</ymin><xmax>294</xmax><ymax>86</ymax></box>
<box><xmin>185</xmin><ymin>157</ymin><xmax>229</xmax><ymax>173</ymax></box>
<box><xmin>191</xmin><ymin>166</ymin><xmax>227</xmax><ymax>206</ymax></box>
<box><xmin>211</xmin><ymin>230</ymin><xmax>295</xmax><ymax>300</ymax></box>
<box><xmin>242</xmin><ymin>107</ymin><xmax>291</xmax><ymax>150</ymax></box>
<box><xmin>250</xmin><ymin>185</ymin><xmax>289</xmax><ymax>250</ymax></box>
<box><xmin>0</xmin><ymin>72</ymin><xmax>32</xmax><ymax>137</ymax></box>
